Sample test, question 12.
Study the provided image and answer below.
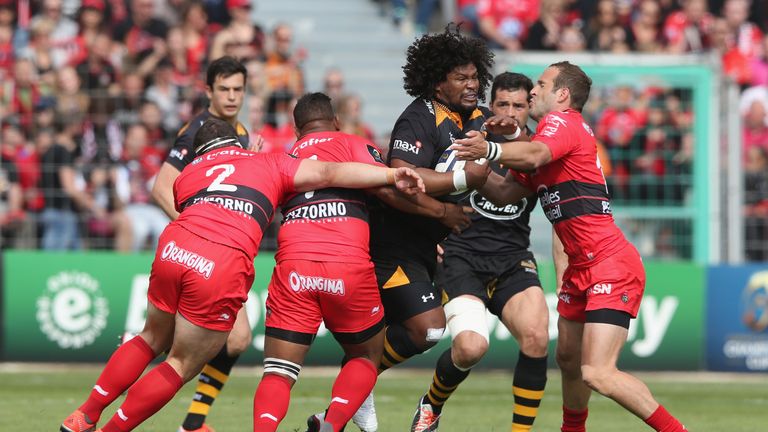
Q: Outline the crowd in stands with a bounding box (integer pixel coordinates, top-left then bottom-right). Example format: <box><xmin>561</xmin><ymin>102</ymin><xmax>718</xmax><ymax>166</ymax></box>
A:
<box><xmin>0</xmin><ymin>0</ymin><xmax>767</xmax><ymax>260</ymax></box>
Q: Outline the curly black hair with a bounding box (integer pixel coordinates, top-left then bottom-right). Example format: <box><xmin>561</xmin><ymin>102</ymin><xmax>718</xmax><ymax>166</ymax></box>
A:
<box><xmin>402</xmin><ymin>25</ymin><xmax>495</xmax><ymax>102</ymax></box>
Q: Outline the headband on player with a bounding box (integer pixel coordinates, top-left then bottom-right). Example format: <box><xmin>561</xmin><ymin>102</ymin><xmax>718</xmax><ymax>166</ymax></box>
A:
<box><xmin>195</xmin><ymin>136</ymin><xmax>243</xmax><ymax>155</ymax></box>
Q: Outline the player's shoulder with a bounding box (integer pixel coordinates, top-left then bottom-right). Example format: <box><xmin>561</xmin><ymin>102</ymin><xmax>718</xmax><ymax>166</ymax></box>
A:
<box><xmin>177</xmin><ymin>110</ymin><xmax>211</xmax><ymax>138</ymax></box>
<box><xmin>399</xmin><ymin>98</ymin><xmax>435</xmax><ymax>121</ymax></box>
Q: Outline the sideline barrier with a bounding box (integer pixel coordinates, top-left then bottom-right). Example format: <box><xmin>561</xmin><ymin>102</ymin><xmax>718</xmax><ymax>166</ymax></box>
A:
<box><xmin>3</xmin><ymin>251</ymin><xmax>703</xmax><ymax>369</ymax></box>
<box><xmin>707</xmin><ymin>265</ymin><xmax>768</xmax><ymax>372</ymax></box>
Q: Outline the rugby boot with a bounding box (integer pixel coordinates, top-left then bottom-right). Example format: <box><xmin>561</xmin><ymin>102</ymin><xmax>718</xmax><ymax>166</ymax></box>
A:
<box><xmin>178</xmin><ymin>425</ymin><xmax>216</xmax><ymax>432</ymax></box>
<box><xmin>410</xmin><ymin>396</ymin><xmax>440</xmax><ymax>432</ymax></box>
<box><xmin>305</xmin><ymin>412</ymin><xmax>346</xmax><ymax>432</ymax></box>
<box><xmin>351</xmin><ymin>392</ymin><xmax>378</xmax><ymax>432</ymax></box>
<box><xmin>60</xmin><ymin>410</ymin><xmax>96</xmax><ymax>432</ymax></box>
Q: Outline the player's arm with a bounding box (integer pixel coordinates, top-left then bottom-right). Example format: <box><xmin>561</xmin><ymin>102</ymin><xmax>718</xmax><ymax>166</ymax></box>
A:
<box><xmin>552</xmin><ymin>227</ymin><xmax>568</xmax><ymax>295</ymax></box>
<box><xmin>451</xmin><ymin>130</ymin><xmax>552</xmax><ymax>171</ymax></box>
<box><xmin>294</xmin><ymin>159</ymin><xmax>425</xmax><ymax>195</ymax></box>
<box><xmin>391</xmin><ymin>158</ymin><xmax>490</xmax><ymax>197</ymax></box>
<box><xmin>369</xmin><ymin>187</ymin><xmax>472</xmax><ymax>234</ymax></box>
<box><xmin>151</xmin><ymin>162</ymin><xmax>182</xmax><ymax>220</ymax></box>
<box><xmin>477</xmin><ymin>169</ymin><xmax>532</xmax><ymax>207</ymax></box>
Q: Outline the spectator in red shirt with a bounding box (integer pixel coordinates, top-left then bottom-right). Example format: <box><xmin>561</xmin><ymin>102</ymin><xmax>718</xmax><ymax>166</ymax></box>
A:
<box><xmin>663</xmin><ymin>0</ymin><xmax>714</xmax><ymax>53</ymax></box>
<box><xmin>477</xmin><ymin>0</ymin><xmax>540</xmax><ymax>51</ymax></box>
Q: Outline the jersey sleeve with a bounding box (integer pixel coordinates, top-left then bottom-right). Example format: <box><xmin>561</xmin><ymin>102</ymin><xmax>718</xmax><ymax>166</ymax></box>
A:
<box><xmin>533</xmin><ymin>112</ymin><xmax>576</xmax><ymax>162</ymax></box>
<box><xmin>348</xmin><ymin>136</ymin><xmax>386</xmax><ymax>167</ymax></box>
<box><xmin>275</xmin><ymin>153</ymin><xmax>302</xmax><ymax>196</ymax></box>
<box><xmin>388</xmin><ymin>114</ymin><xmax>436</xmax><ymax>168</ymax></box>
<box><xmin>165</xmin><ymin>120</ymin><xmax>197</xmax><ymax>171</ymax></box>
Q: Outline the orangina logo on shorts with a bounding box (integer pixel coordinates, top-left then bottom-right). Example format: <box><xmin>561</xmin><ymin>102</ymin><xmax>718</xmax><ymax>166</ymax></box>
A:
<box><xmin>161</xmin><ymin>241</ymin><xmax>215</xmax><ymax>279</ymax></box>
<box><xmin>288</xmin><ymin>271</ymin><xmax>345</xmax><ymax>295</ymax></box>
<box><xmin>36</xmin><ymin>271</ymin><xmax>109</xmax><ymax>349</ymax></box>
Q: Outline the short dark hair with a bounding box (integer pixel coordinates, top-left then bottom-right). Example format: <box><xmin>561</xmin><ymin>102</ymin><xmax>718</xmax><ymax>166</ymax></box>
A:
<box><xmin>491</xmin><ymin>72</ymin><xmax>533</xmax><ymax>104</ymax></box>
<box><xmin>193</xmin><ymin>118</ymin><xmax>241</xmax><ymax>154</ymax></box>
<box><xmin>293</xmin><ymin>92</ymin><xmax>335</xmax><ymax>130</ymax></box>
<box><xmin>206</xmin><ymin>56</ymin><xmax>248</xmax><ymax>88</ymax></box>
<box><xmin>402</xmin><ymin>25</ymin><xmax>494</xmax><ymax>102</ymax></box>
<box><xmin>550</xmin><ymin>61</ymin><xmax>592</xmax><ymax>111</ymax></box>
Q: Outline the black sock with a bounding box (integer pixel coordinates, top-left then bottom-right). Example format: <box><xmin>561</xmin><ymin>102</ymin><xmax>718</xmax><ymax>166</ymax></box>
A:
<box><xmin>379</xmin><ymin>324</ymin><xmax>423</xmax><ymax>372</ymax></box>
<box><xmin>425</xmin><ymin>349</ymin><xmax>471</xmax><ymax>414</ymax></box>
<box><xmin>511</xmin><ymin>352</ymin><xmax>547</xmax><ymax>431</ymax></box>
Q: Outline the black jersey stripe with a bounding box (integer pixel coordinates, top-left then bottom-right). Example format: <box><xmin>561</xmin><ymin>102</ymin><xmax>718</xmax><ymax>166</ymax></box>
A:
<box><xmin>181</xmin><ymin>185</ymin><xmax>274</xmax><ymax>230</ymax></box>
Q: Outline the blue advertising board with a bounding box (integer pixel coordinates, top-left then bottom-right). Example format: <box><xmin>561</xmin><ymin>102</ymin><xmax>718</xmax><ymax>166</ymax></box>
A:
<box><xmin>706</xmin><ymin>265</ymin><xmax>768</xmax><ymax>371</ymax></box>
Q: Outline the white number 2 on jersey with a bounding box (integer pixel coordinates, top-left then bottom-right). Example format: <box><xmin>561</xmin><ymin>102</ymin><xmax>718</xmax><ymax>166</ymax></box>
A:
<box><xmin>206</xmin><ymin>164</ymin><xmax>237</xmax><ymax>192</ymax></box>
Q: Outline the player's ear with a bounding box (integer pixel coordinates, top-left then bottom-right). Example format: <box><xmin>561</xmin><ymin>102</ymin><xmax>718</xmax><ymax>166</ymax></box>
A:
<box><xmin>333</xmin><ymin>115</ymin><xmax>341</xmax><ymax>131</ymax></box>
<box><xmin>557</xmin><ymin>87</ymin><xmax>570</xmax><ymax>105</ymax></box>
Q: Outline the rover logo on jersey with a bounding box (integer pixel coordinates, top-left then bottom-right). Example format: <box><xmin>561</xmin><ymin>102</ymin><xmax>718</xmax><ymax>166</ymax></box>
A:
<box><xmin>36</xmin><ymin>271</ymin><xmax>109</xmax><ymax>349</ymax></box>
<box><xmin>470</xmin><ymin>192</ymin><xmax>527</xmax><ymax>220</ymax></box>
<box><xmin>160</xmin><ymin>241</ymin><xmax>215</xmax><ymax>279</ymax></box>
<box><xmin>288</xmin><ymin>271</ymin><xmax>345</xmax><ymax>296</ymax></box>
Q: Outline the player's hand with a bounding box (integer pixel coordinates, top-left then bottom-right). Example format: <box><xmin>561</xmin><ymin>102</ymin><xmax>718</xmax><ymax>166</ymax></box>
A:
<box><xmin>440</xmin><ymin>203</ymin><xmax>473</xmax><ymax>235</ymax></box>
<box><xmin>483</xmin><ymin>115</ymin><xmax>520</xmax><ymax>136</ymax></box>
<box><xmin>393</xmin><ymin>167</ymin><xmax>426</xmax><ymax>195</ymax></box>
<box><xmin>451</xmin><ymin>130</ymin><xmax>490</xmax><ymax>161</ymax></box>
<box><xmin>249</xmin><ymin>133</ymin><xmax>265</xmax><ymax>152</ymax></box>
<box><xmin>463</xmin><ymin>157</ymin><xmax>490</xmax><ymax>190</ymax></box>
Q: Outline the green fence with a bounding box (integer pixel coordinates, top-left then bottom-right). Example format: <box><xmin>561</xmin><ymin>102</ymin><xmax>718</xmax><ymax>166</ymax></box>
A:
<box><xmin>2</xmin><ymin>251</ymin><xmax>704</xmax><ymax>369</ymax></box>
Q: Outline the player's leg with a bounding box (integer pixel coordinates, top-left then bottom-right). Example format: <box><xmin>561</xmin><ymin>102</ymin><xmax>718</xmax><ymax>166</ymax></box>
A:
<box><xmin>580</xmin><ymin>313</ymin><xmax>686</xmax><ymax>431</ymax></box>
<box><xmin>410</xmin><ymin>295</ymin><xmax>485</xmax><ymax>432</ymax></box>
<box><xmin>500</xmin><ymin>285</ymin><xmax>549</xmax><ymax>432</ymax></box>
<box><xmin>376</xmin><ymin>259</ymin><xmax>446</xmax><ymax>372</ymax></box>
<box><xmin>253</xmin><ymin>335</ymin><xmax>312</xmax><ymax>432</ymax></box>
<box><xmin>98</xmin><ymin>313</ymin><xmax>229</xmax><ymax>432</ymax></box>
<box><xmin>61</xmin><ymin>302</ymin><xmax>173</xmax><ymax>432</ymax></box>
<box><xmin>556</xmin><ymin>316</ymin><xmax>590</xmax><ymax>432</ymax></box>
<box><xmin>180</xmin><ymin>308</ymin><xmax>252</xmax><ymax>432</ymax></box>
<box><xmin>322</xmin><ymin>325</ymin><xmax>385</xmax><ymax>432</ymax></box>
<box><xmin>255</xmin><ymin>259</ymin><xmax>325</xmax><ymax>432</ymax></box>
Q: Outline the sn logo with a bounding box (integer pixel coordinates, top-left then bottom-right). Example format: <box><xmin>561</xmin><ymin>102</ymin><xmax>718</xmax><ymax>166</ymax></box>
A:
<box><xmin>591</xmin><ymin>283</ymin><xmax>612</xmax><ymax>294</ymax></box>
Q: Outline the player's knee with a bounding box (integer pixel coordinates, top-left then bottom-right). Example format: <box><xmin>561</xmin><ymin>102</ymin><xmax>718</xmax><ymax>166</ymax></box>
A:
<box><xmin>580</xmin><ymin>364</ymin><xmax>614</xmax><ymax>395</ymax></box>
<box><xmin>555</xmin><ymin>345</ymin><xmax>580</xmax><ymax>375</ymax></box>
<box><xmin>227</xmin><ymin>320</ymin><xmax>253</xmax><ymax>356</ymax></box>
<box><xmin>226</xmin><ymin>329</ymin><xmax>252</xmax><ymax>355</ymax></box>
<box><xmin>452</xmin><ymin>335</ymin><xmax>488</xmax><ymax>368</ymax></box>
<box><xmin>517</xmin><ymin>325</ymin><xmax>549</xmax><ymax>357</ymax></box>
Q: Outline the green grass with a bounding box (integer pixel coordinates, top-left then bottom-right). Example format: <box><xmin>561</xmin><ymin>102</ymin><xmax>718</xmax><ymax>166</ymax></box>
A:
<box><xmin>3</xmin><ymin>364</ymin><xmax>767</xmax><ymax>431</ymax></box>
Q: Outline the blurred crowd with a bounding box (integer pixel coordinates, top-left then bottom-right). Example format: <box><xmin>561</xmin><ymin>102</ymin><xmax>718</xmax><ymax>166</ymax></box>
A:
<box><xmin>0</xmin><ymin>0</ymin><xmax>767</xmax><ymax>260</ymax></box>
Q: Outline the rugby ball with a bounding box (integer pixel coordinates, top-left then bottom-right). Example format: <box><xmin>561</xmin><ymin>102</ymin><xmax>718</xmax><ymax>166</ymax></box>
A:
<box><xmin>434</xmin><ymin>148</ymin><xmax>466</xmax><ymax>174</ymax></box>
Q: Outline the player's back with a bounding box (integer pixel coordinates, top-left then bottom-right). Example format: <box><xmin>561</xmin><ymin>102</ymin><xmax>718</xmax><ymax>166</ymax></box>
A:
<box><xmin>277</xmin><ymin>131</ymin><xmax>384</xmax><ymax>263</ymax></box>
<box><xmin>174</xmin><ymin>148</ymin><xmax>298</xmax><ymax>259</ymax></box>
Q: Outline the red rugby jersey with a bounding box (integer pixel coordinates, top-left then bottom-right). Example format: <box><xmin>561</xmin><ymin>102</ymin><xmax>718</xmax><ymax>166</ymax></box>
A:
<box><xmin>173</xmin><ymin>148</ymin><xmax>300</xmax><ymax>259</ymax></box>
<box><xmin>277</xmin><ymin>131</ymin><xmax>386</xmax><ymax>263</ymax></box>
<box><xmin>514</xmin><ymin>109</ymin><xmax>629</xmax><ymax>267</ymax></box>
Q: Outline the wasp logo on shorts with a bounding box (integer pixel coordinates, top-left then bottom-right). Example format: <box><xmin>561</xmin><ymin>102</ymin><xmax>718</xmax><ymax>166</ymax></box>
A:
<box><xmin>161</xmin><ymin>241</ymin><xmax>215</xmax><ymax>279</ymax></box>
<box><xmin>36</xmin><ymin>271</ymin><xmax>109</xmax><ymax>349</ymax></box>
<box><xmin>289</xmin><ymin>271</ymin><xmax>345</xmax><ymax>295</ymax></box>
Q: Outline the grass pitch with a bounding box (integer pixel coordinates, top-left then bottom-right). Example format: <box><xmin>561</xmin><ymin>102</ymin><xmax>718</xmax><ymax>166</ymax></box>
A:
<box><xmin>3</xmin><ymin>364</ymin><xmax>766</xmax><ymax>431</ymax></box>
